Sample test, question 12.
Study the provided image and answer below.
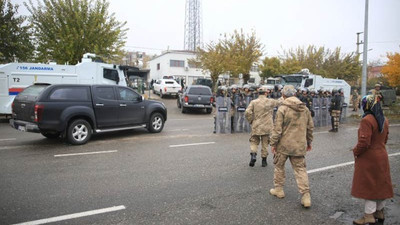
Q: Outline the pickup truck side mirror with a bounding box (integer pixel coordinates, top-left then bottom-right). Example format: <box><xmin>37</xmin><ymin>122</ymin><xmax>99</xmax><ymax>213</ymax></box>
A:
<box><xmin>137</xmin><ymin>96</ymin><xmax>144</xmax><ymax>102</ymax></box>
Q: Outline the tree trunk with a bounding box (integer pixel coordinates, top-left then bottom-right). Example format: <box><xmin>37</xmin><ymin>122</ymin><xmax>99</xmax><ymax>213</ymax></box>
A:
<box><xmin>211</xmin><ymin>75</ymin><xmax>219</xmax><ymax>94</ymax></box>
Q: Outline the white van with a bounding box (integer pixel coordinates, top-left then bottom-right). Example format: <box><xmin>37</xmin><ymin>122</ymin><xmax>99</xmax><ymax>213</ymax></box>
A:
<box><xmin>0</xmin><ymin>53</ymin><xmax>127</xmax><ymax>115</ymax></box>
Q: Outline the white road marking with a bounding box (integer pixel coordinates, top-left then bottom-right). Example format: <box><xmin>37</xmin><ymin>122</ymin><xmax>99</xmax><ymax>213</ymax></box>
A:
<box><xmin>169</xmin><ymin>142</ymin><xmax>215</xmax><ymax>148</ymax></box>
<box><xmin>314</xmin><ymin>131</ymin><xmax>329</xmax><ymax>135</ymax></box>
<box><xmin>0</xmin><ymin>146</ymin><xmax>24</xmax><ymax>150</ymax></box>
<box><xmin>54</xmin><ymin>150</ymin><xmax>118</xmax><ymax>157</ymax></box>
<box><xmin>390</xmin><ymin>124</ymin><xmax>400</xmax><ymax>127</ymax></box>
<box><xmin>0</xmin><ymin>138</ymin><xmax>17</xmax><ymax>141</ymax></box>
<box><xmin>13</xmin><ymin>205</ymin><xmax>126</xmax><ymax>225</ymax></box>
<box><xmin>169</xmin><ymin>118</ymin><xmax>212</xmax><ymax>121</ymax></box>
<box><xmin>168</xmin><ymin>129</ymin><xmax>189</xmax><ymax>132</ymax></box>
<box><xmin>308</xmin><ymin>152</ymin><xmax>400</xmax><ymax>174</ymax></box>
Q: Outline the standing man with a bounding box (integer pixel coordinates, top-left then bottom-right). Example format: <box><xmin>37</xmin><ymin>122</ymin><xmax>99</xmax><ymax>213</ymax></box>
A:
<box><xmin>372</xmin><ymin>83</ymin><xmax>384</xmax><ymax>103</ymax></box>
<box><xmin>352</xmin><ymin>89</ymin><xmax>360</xmax><ymax>112</ymax></box>
<box><xmin>329</xmin><ymin>89</ymin><xmax>342</xmax><ymax>132</ymax></box>
<box><xmin>269</xmin><ymin>85</ymin><xmax>314</xmax><ymax>208</ymax></box>
<box><xmin>245</xmin><ymin>86</ymin><xmax>279</xmax><ymax>167</ymax></box>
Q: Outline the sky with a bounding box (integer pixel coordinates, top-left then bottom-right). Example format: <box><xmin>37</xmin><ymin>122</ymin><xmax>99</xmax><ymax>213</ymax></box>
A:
<box><xmin>13</xmin><ymin>0</ymin><xmax>400</xmax><ymax>63</ymax></box>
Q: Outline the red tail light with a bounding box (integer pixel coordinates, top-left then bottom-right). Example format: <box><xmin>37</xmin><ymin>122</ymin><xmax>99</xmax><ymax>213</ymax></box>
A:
<box><xmin>34</xmin><ymin>104</ymin><xmax>44</xmax><ymax>122</ymax></box>
<box><xmin>164</xmin><ymin>87</ymin><xmax>167</xmax><ymax>92</ymax></box>
<box><xmin>210</xmin><ymin>97</ymin><xmax>214</xmax><ymax>103</ymax></box>
<box><xmin>184</xmin><ymin>96</ymin><xmax>189</xmax><ymax>103</ymax></box>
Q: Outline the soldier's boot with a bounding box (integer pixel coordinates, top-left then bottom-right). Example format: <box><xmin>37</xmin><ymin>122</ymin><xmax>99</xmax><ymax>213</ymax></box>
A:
<box><xmin>261</xmin><ymin>157</ymin><xmax>267</xmax><ymax>167</ymax></box>
<box><xmin>301</xmin><ymin>192</ymin><xmax>311</xmax><ymax>208</ymax></box>
<box><xmin>249</xmin><ymin>153</ymin><xmax>257</xmax><ymax>167</ymax></box>
<box><xmin>353</xmin><ymin>213</ymin><xmax>376</xmax><ymax>225</ymax></box>
<box><xmin>269</xmin><ymin>187</ymin><xmax>285</xmax><ymax>199</ymax></box>
<box><xmin>373</xmin><ymin>209</ymin><xmax>384</xmax><ymax>222</ymax></box>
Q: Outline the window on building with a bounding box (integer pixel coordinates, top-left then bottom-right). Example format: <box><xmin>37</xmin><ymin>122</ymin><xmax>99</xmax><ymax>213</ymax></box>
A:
<box><xmin>170</xmin><ymin>60</ymin><xmax>185</xmax><ymax>68</ymax></box>
<box><xmin>157</xmin><ymin>63</ymin><xmax>160</xmax><ymax>70</ymax></box>
<box><xmin>188</xmin><ymin>61</ymin><xmax>199</xmax><ymax>68</ymax></box>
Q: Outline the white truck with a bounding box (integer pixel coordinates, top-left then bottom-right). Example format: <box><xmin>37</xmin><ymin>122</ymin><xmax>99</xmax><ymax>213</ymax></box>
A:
<box><xmin>0</xmin><ymin>53</ymin><xmax>128</xmax><ymax>115</ymax></box>
<box><xmin>152</xmin><ymin>79</ymin><xmax>181</xmax><ymax>98</ymax></box>
<box><xmin>273</xmin><ymin>72</ymin><xmax>352</xmax><ymax>104</ymax></box>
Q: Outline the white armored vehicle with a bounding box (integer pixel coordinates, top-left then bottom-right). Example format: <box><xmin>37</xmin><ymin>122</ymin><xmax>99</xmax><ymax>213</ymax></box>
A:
<box><xmin>0</xmin><ymin>53</ymin><xmax>128</xmax><ymax>115</ymax></box>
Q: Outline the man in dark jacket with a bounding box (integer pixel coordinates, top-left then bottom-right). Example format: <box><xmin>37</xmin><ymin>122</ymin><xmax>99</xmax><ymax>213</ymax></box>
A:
<box><xmin>329</xmin><ymin>89</ymin><xmax>342</xmax><ymax>132</ymax></box>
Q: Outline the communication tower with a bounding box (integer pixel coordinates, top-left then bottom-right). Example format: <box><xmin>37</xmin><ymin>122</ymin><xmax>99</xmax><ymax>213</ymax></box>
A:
<box><xmin>184</xmin><ymin>0</ymin><xmax>203</xmax><ymax>51</ymax></box>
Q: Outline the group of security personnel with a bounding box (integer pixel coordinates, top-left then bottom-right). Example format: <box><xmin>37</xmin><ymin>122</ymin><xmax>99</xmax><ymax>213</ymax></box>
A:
<box><xmin>213</xmin><ymin>84</ymin><xmax>347</xmax><ymax>135</ymax></box>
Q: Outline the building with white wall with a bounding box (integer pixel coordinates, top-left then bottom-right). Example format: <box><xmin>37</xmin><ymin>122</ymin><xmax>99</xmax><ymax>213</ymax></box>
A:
<box><xmin>148</xmin><ymin>50</ymin><xmax>261</xmax><ymax>85</ymax></box>
<box><xmin>149</xmin><ymin>50</ymin><xmax>207</xmax><ymax>85</ymax></box>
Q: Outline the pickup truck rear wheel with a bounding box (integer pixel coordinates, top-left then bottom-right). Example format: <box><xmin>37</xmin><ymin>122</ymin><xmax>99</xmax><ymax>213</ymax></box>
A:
<box><xmin>67</xmin><ymin>119</ymin><xmax>92</xmax><ymax>145</ymax></box>
<box><xmin>148</xmin><ymin>113</ymin><xmax>164</xmax><ymax>133</ymax></box>
<box><xmin>41</xmin><ymin>131</ymin><xmax>60</xmax><ymax>139</ymax></box>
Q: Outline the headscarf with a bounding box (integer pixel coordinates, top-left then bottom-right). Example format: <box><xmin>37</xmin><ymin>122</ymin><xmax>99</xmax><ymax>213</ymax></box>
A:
<box><xmin>361</xmin><ymin>95</ymin><xmax>385</xmax><ymax>133</ymax></box>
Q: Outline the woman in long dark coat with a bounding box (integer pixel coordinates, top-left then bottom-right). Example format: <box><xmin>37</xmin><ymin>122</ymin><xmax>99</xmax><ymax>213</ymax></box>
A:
<box><xmin>352</xmin><ymin>95</ymin><xmax>393</xmax><ymax>225</ymax></box>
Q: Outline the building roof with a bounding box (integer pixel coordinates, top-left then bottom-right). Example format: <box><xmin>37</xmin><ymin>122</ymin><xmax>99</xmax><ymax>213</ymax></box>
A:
<box><xmin>149</xmin><ymin>50</ymin><xmax>197</xmax><ymax>61</ymax></box>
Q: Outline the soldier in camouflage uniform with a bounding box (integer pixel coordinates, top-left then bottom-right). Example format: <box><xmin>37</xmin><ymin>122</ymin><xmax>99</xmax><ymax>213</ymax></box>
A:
<box><xmin>329</xmin><ymin>89</ymin><xmax>342</xmax><ymax>132</ymax></box>
<box><xmin>245</xmin><ymin>86</ymin><xmax>279</xmax><ymax>167</ymax></box>
<box><xmin>269</xmin><ymin>85</ymin><xmax>314</xmax><ymax>208</ymax></box>
<box><xmin>372</xmin><ymin>84</ymin><xmax>384</xmax><ymax>103</ymax></box>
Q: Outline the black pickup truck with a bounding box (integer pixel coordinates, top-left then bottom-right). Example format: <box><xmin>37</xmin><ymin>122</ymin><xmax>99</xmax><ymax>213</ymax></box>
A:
<box><xmin>10</xmin><ymin>83</ymin><xmax>167</xmax><ymax>145</ymax></box>
<box><xmin>177</xmin><ymin>85</ymin><xmax>214</xmax><ymax>114</ymax></box>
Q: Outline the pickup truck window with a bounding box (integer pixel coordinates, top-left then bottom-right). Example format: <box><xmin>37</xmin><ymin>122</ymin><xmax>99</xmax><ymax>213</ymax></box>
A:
<box><xmin>119</xmin><ymin>87</ymin><xmax>139</xmax><ymax>101</ymax></box>
<box><xmin>96</xmin><ymin>87</ymin><xmax>116</xmax><ymax>100</ymax></box>
<box><xmin>165</xmin><ymin>81</ymin><xmax>175</xmax><ymax>85</ymax></box>
<box><xmin>188</xmin><ymin>87</ymin><xmax>211</xmax><ymax>95</ymax></box>
<box><xmin>19</xmin><ymin>85</ymin><xmax>48</xmax><ymax>97</ymax></box>
<box><xmin>49</xmin><ymin>87</ymin><xmax>90</xmax><ymax>100</ymax></box>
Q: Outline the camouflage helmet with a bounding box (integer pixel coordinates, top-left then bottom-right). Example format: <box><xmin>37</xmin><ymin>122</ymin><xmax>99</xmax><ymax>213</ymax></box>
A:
<box><xmin>243</xmin><ymin>84</ymin><xmax>250</xmax><ymax>90</ymax></box>
<box><xmin>258</xmin><ymin>86</ymin><xmax>268</xmax><ymax>94</ymax></box>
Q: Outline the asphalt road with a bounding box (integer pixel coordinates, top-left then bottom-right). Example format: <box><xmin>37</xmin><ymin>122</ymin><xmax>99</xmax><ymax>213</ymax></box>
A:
<box><xmin>0</xmin><ymin>95</ymin><xmax>399</xmax><ymax>225</ymax></box>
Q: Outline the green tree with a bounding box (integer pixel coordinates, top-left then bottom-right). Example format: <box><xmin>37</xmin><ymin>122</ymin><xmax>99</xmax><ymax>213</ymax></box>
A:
<box><xmin>323</xmin><ymin>47</ymin><xmax>361</xmax><ymax>81</ymax></box>
<box><xmin>278</xmin><ymin>45</ymin><xmax>361</xmax><ymax>83</ymax></box>
<box><xmin>221</xmin><ymin>29</ymin><xmax>263</xmax><ymax>83</ymax></box>
<box><xmin>25</xmin><ymin>0</ymin><xmax>127</xmax><ymax>64</ymax></box>
<box><xmin>190</xmin><ymin>42</ymin><xmax>227</xmax><ymax>92</ymax></box>
<box><xmin>280</xmin><ymin>45</ymin><xmax>326</xmax><ymax>75</ymax></box>
<box><xmin>0</xmin><ymin>0</ymin><xmax>34</xmax><ymax>63</ymax></box>
<box><xmin>259</xmin><ymin>57</ymin><xmax>282</xmax><ymax>79</ymax></box>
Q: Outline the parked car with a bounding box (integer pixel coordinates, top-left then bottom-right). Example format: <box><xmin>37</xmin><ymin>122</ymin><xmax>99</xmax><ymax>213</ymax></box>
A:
<box><xmin>177</xmin><ymin>85</ymin><xmax>214</xmax><ymax>114</ymax></box>
<box><xmin>153</xmin><ymin>79</ymin><xmax>181</xmax><ymax>98</ymax></box>
<box><xmin>10</xmin><ymin>83</ymin><xmax>167</xmax><ymax>145</ymax></box>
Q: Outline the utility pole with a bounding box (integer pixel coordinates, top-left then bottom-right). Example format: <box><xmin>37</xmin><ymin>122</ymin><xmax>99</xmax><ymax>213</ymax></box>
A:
<box><xmin>356</xmin><ymin>32</ymin><xmax>363</xmax><ymax>56</ymax></box>
<box><xmin>361</xmin><ymin>0</ymin><xmax>369</xmax><ymax>98</ymax></box>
